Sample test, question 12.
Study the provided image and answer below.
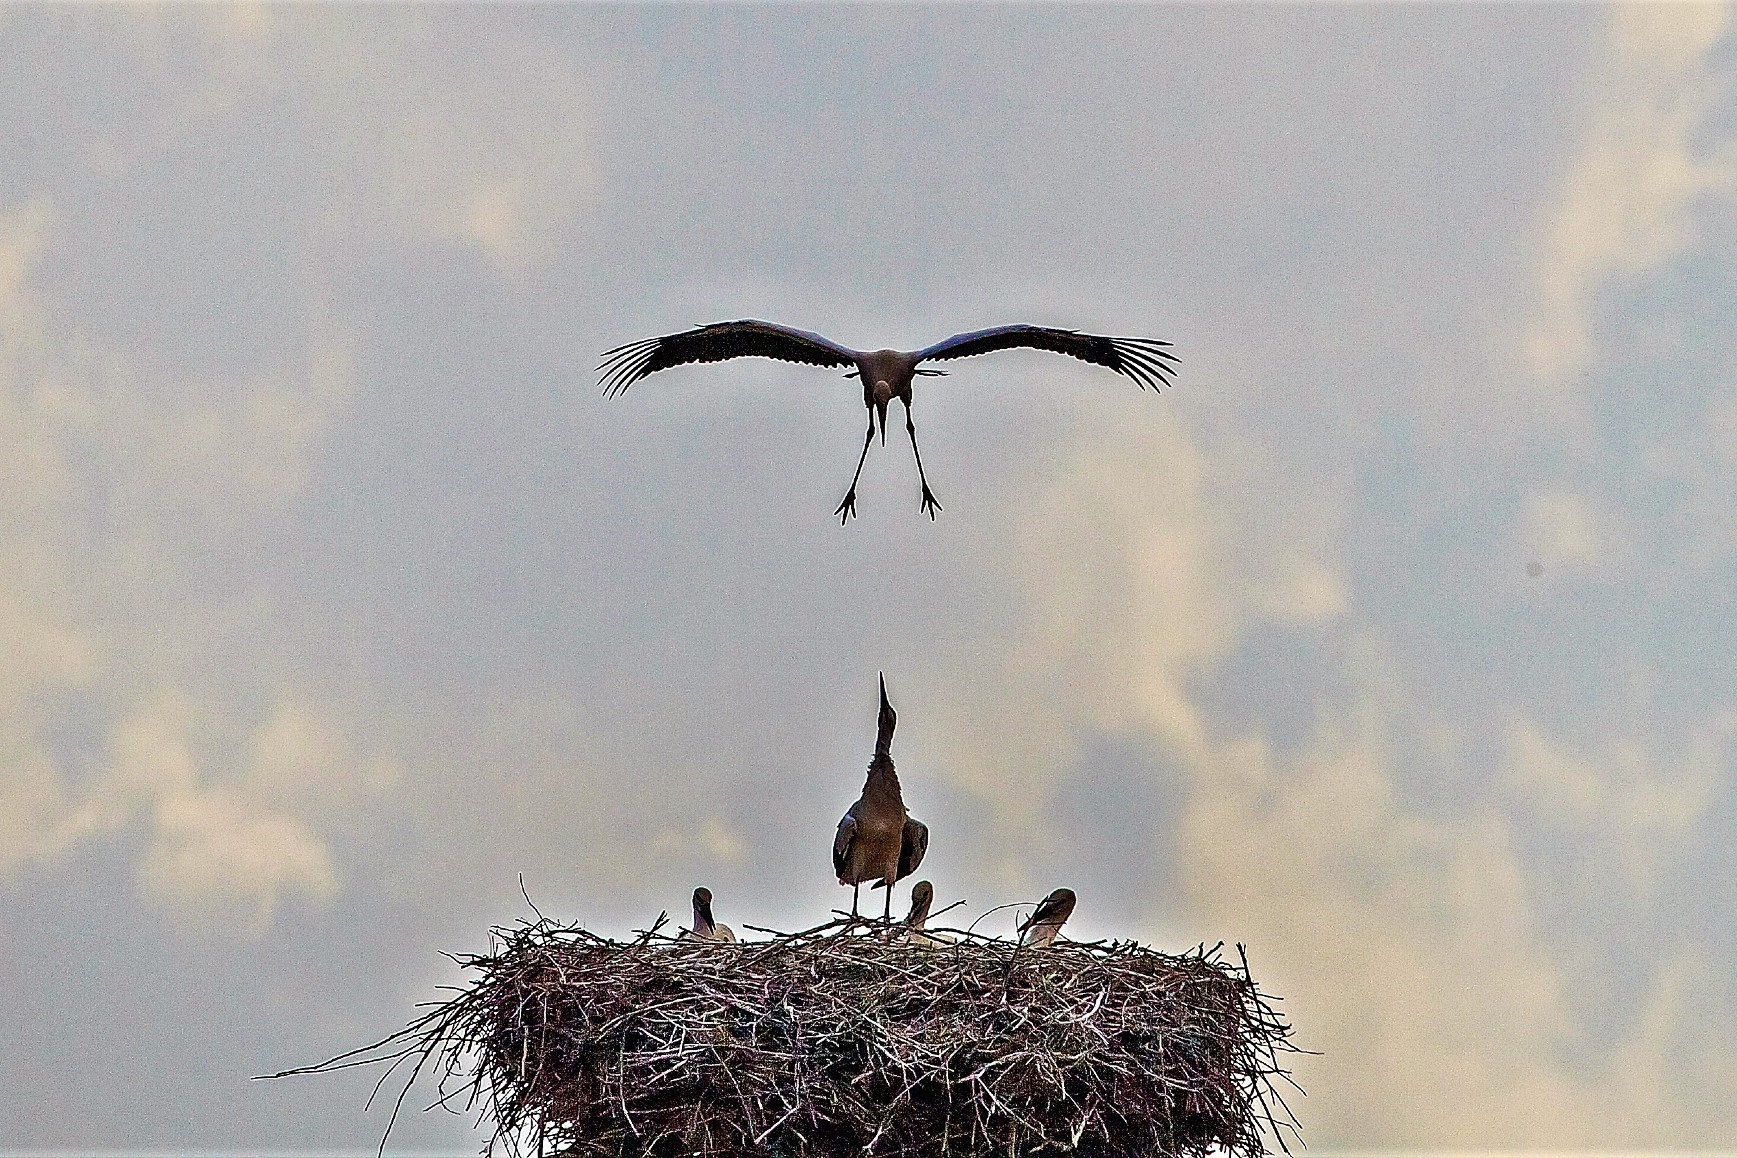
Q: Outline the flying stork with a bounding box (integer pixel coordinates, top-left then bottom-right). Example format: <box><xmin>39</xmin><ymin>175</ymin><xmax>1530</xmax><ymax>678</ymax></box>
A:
<box><xmin>599</xmin><ymin>320</ymin><xmax>1177</xmax><ymax>522</ymax></box>
<box><xmin>833</xmin><ymin>675</ymin><xmax>929</xmax><ymax>919</ymax></box>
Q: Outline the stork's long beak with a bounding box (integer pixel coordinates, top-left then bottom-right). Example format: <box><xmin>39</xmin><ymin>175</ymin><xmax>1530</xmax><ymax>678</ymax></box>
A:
<box><xmin>877</xmin><ymin>674</ymin><xmax>896</xmax><ymax>753</ymax></box>
<box><xmin>875</xmin><ymin>400</ymin><xmax>889</xmax><ymax>445</ymax></box>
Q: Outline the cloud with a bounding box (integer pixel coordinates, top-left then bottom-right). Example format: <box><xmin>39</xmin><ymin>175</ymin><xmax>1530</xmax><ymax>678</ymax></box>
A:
<box><xmin>1506</xmin><ymin>713</ymin><xmax>1732</xmax><ymax>902</ymax></box>
<box><xmin>1527</xmin><ymin>4</ymin><xmax>1735</xmax><ymax>393</ymax></box>
<box><xmin>0</xmin><ymin>7</ymin><xmax>601</xmax><ymax>941</ymax></box>
<box><xmin>12</xmin><ymin>691</ymin><xmax>399</xmax><ymax>934</ymax></box>
<box><xmin>121</xmin><ymin>7</ymin><xmax>597</xmax><ymax>270</ymax></box>
<box><xmin>0</xmin><ymin>192</ymin><xmax>384</xmax><ymax>932</ymax></box>
<box><xmin>652</xmin><ymin>818</ymin><xmax>747</xmax><ymax>867</ymax></box>
<box><xmin>933</xmin><ymin>410</ymin><xmax>1343</xmax><ymax>862</ymax></box>
<box><xmin>1519</xmin><ymin>488</ymin><xmax>1613</xmax><ymax>574</ymax></box>
<box><xmin>0</xmin><ymin>198</ymin><xmax>101</xmax><ymax>876</ymax></box>
<box><xmin>940</xmin><ymin>402</ymin><xmax>1737</xmax><ymax>1146</ymax></box>
<box><xmin>0</xmin><ymin>197</ymin><xmax>51</xmax><ymax>344</ymax></box>
<box><xmin>117</xmin><ymin>695</ymin><xmax>341</xmax><ymax>931</ymax></box>
<box><xmin>1181</xmin><ymin>721</ymin><xmax>1589</xmax><ymax>1145</ymax></box>
<box><xmin>139</xmin><ymin>793</ymin><xmax>336</xmax><ymax>931</ymax></box>
<box><xmin>295</xmin><ymin>19</ymin><xmax>595</xmax><ymax>269</ymax></box>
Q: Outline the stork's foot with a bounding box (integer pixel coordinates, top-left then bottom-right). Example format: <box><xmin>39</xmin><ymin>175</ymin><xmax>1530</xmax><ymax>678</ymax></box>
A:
<box><xmin>835</xmin><ymin>490</ymin><xmax>859</xmax><ymax>525</ymax></box>
<box><xmin>919</xmin><ymin>486</ymin><xmax>943</xmax><ymax>520</ymax></box>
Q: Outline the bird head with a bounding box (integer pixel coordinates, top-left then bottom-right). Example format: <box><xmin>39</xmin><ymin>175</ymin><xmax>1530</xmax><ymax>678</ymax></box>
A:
<box><xmin>692</xmin><ymin>887</ymin><xmax>715</xmax><ymax>925</ymax></box>
<box><xmin>876</xmin><ymin>674</ymin><xmax>897</xmax><ymax>755</ymax></box>
<box><xmin>906</xmin><ymin>880</ymin><xmax>934</xmax><ymax>928</ymax></box>
<box><xmin>1018</xmin><ymin>887</ymin><xmax>1077</xmax><ymax>931</ymax></box>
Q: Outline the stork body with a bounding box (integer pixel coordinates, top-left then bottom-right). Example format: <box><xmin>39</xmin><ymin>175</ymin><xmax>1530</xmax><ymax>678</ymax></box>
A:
<box><xmin>681</xmin><ymin>887</ymin><xmax>736</xmax><ymax>943</ymax></box>
<box><xmin>1017</xmin><ymin>887</ymin><xmax>1076</xmax><ymax>949</ymax></box>
<box><xmin>600</xmin><ymin>320</ymin><xmax>1176</xmax><ymax>522</ymax></box>
<box><xmin>833</xmin><ymin>676</ymin><xmax>929</xmax><ymax>919</ymax></box>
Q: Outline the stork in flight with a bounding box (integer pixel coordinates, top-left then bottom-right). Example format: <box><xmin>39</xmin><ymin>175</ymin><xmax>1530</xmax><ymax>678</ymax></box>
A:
<box><xmin>599</xmin><ymin>320</ymin><xmax>1177</xmax><ymax>522</ymax></box>
<box><xmin>833</xmin><ymin>675</ymin><xmax>929</xmax><ymax>919</ymax></box>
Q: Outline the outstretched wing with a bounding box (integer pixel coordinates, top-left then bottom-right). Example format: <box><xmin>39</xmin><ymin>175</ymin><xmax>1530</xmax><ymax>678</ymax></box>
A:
<box><xmin>832</xmin><ymin>804</ymin><xmax>860</xmax><ymax>881</ymax></box>
<box><xmin>600</xmin><ymin>320</ymin><xmax>858</xmax><ymax>398</ymax></box>
<box><xmin>913</xmin><ymin>325</ymin><xmax>1177</xmax><ymax>391</ymax></box>
<box><xmin>896</xmin><ymin>815</ymin><xmax>929</xmax><ymax>881</ymax></box>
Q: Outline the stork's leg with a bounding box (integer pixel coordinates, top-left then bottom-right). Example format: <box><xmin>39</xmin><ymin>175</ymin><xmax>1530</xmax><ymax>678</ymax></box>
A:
<box><xmin>851</xmin><ymin>882</ymin><xmax>861</xmax><ymax>918</ymax></box>
<box><xmin>882</xmin><ymin>886</ymin><xmax>893</xmax><ymax>922</ymax></box>
<box><xmin>834</xmin><ymin>412</ymin><xmax>875</xmax><ymax>524</ymax></box>
<box><xmin>904</xmin><ymin>401</ymin><xmax>941</xmax><ymax>519</ymax></box>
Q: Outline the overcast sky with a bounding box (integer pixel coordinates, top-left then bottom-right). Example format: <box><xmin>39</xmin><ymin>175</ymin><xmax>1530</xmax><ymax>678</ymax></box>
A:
<box><xmin>3</xmin><ymin>4</ymin><xmax>1736</xmax><ymax>1152</ymax></box>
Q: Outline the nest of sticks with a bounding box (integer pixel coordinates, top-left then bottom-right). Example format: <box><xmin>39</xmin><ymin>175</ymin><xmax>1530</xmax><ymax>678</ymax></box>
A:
<box><xmin>289</xmin><ymin>915</ymin><xmax>1301</xmax><ymax>1158</ymax></box>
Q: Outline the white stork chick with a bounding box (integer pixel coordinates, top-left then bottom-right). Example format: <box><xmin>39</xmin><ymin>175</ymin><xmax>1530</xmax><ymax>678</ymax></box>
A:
<box><xmin>900</xmin><ymin>879</ymin><xmax>950</xmax><ymax>949</ymax></box>
<box><xmin>681</xmin><ymin>886</ymin><xmax>736</xmax><ymax>943</ymax></box>
<box><xmin>1017</xmin><ymin>888</ymin><xmax>1076</xmax><ymax>949</ymax></box>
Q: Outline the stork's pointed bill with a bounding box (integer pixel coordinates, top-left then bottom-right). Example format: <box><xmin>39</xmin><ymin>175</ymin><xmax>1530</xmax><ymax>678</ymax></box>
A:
<box><xmin>876</xmin><ymin>675</ymin><xmax>896</xmax><ymax>755</ymax></box>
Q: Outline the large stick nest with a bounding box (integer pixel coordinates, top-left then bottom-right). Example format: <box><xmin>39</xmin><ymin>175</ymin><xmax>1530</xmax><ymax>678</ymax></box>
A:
<box><xmin>291</xmin><ymin>916</ymin><xmax>1301</xmax><ymax>1158</ymax></box>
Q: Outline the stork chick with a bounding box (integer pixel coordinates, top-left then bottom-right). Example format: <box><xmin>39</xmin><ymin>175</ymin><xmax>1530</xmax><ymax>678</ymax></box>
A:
<box><xmin>903</xmin><ymin>880</ymin><xmax>934</xmax><ymax>931</ymax></box>
<box><xmin>1017</xmin><ymin>888</ymin><xmax>1076</xmax><ymax>949</ymax></box>
<box><xmin>900</xmin><ymin>879</ymin><xmax>950</xmax><ymax>949</ymax></box>
<box><xmin>681</xmin><ymin>886</ymin><xmax>736</xmax><ymax>943</ymax></box>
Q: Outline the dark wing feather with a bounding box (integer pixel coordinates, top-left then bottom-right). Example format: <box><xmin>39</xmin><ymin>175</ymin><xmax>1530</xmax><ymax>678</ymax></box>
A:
<box><xmin>600</xmin><ymin>320</ymin><xmax>858</xmax><ymax>398</ymax></box>
<box><xmin>832</xmin><ymin>805</ymin><xmax>860</xmax><ymax>880</ymax></box>
<box><xmin>914</xmin><ymin>324</ymin><xmax>1177</xmax><ymax>391</ymax></box>
<box><xmin>896</xmin><ymin>816</ymin><xmax>929</xmax><ymax>881</ymax></box>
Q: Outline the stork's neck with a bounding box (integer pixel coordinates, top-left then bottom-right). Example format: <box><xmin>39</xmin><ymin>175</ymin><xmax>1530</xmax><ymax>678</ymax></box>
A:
<box><xmin>863</xmin><ymin>753</ymin><xmax>902</xmax><ymax>802</ymax></box>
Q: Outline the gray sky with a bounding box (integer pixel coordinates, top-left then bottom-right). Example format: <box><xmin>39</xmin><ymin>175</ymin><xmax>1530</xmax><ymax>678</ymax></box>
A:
<box><xmin>3</xmin><ymin>3</ymin><xmax>1736</xmax><ymax>1151</ymax></box>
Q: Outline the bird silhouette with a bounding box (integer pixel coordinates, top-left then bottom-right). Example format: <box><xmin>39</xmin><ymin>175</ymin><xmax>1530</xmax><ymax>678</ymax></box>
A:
<box><xmin>833</xmin><ymin>676</ymin><xmax>929</xmax><ymax>919</ymax></box>
<box><xmin>680</xmin><ymin>886</ymin><xmax>736</xmax><ymax>943</ymax></box>
<box><xmin>1017</xmin><ymin>888</ymin><xmax>1076</xmax><ymax>949</ymax></box>
<box><xmin>600</xmin><ymin>320</ymin><xmax>1177</xmax><ymax>521</ymax></box>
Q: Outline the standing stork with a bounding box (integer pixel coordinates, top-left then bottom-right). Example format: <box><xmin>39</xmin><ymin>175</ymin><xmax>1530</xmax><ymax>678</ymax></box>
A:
<box><xmin>600</xmin><ymin>320</ymin><xmax>1177</xmax><ymax>522</ymax></box>
<box><xmin>833</xmin><ymin>675</ymin><xmax>929</xmax><ymax>919</ymax></box>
